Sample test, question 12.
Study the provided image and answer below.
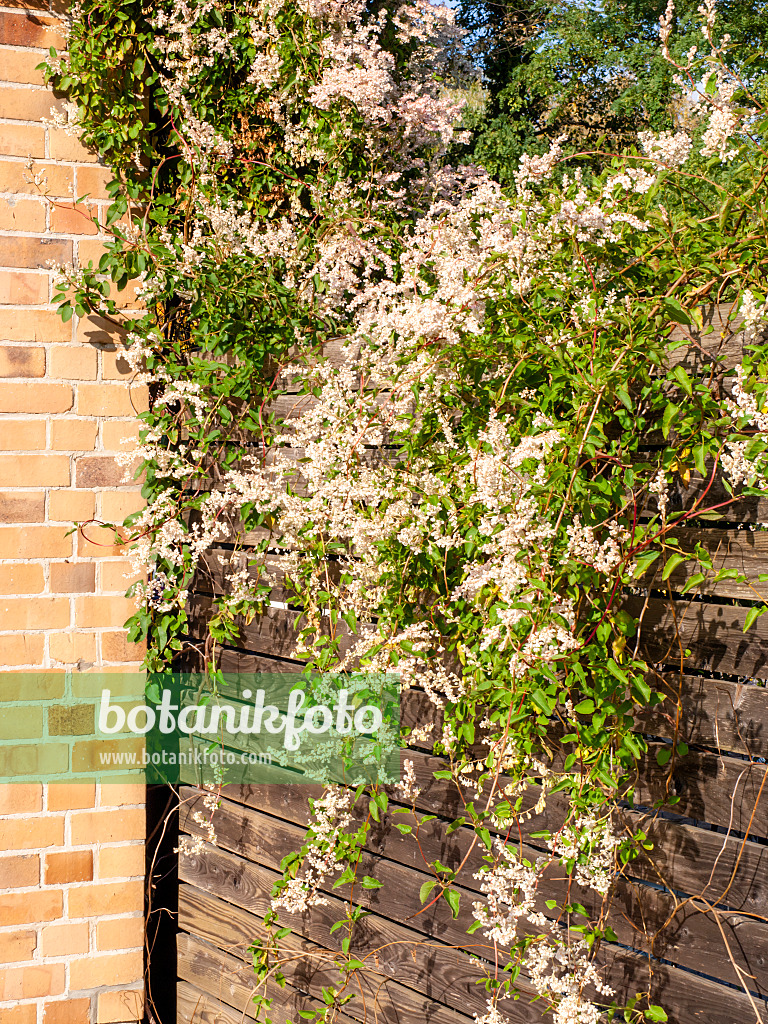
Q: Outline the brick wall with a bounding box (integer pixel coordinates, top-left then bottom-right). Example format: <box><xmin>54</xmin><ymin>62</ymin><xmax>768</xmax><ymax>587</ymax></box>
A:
<box><xmin>1</xmin><ymin>4</ymin><xmax>146</xmax><ymax>1023</ymax></box>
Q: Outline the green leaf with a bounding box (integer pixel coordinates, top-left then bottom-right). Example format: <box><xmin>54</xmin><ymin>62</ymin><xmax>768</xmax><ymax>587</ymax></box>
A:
<box><xmin>744</xmin><ymin>605</ymin><xmax>767</xmax><ymax>632</ymax></box>
<box><xmin>633</xmin><ymin>550</ymin><xmax>660</xmax><ymax>577</ymax></box>
<box><xmin>671</xmin><ymin>365</ymin><xmax>693</xmax><ymax>396</ymax></box>
<box><xmin>573</xmin><ymin>699</ymin><xmax>595</xmax><ymax>714</ymax></box>
<box><xmin>661</xmin><ymin>552</ymin><xmax>686</xmax><ymax>580</ymax></box>
<box><xmin>361</xmin><ymin>876</ymin><xmax>382</xmax><ymax>889</ymax></box>
<box><xmin>645</xmin><ymin>1006</ymin><xmax>668</xmax><ymax>1022</ymax></box>
<box><xmin>662</xmin><ymin>403</ymin><xmax>677</xmax><ymax>439</ymax></box>
<box><xmin>444</xmin><ymin>888</ymin><xmax>461</xmax><ymax>919</ymax></box>
<box><xmin>680</xmin><ymin>572</ymin><xmax>706</xmax><ymax>595</ymax></box>
<box><xmin>664</xmin><ymin>298</ymin><xmax>693</xmax><ymax>326</ymax></box>
<box><xmin>419</xmin><ymin>880</ymin><xmax>437</xmax><ymax>905</ymax></box>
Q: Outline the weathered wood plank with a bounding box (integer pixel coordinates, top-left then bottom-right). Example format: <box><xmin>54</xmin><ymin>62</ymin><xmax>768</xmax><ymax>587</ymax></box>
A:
<box><xmin>210</xmin><ymin>742</ymin><xmax>768</xmax><ymax>921</ymax></box>
<box><xmin>178</xmin><ymin>979</ymin><xmax>244</xmax><ymax>1024</ymax></box>
<box><xmin>644</xmin><ymin>528</ymin><xmax>768</xmax><ymax>601</ymax></box>
<box><xmin>186</xmin><ymin>593</ymin><xmax>355</xmax><ymax>661</ymax></box>
<box><xmin>666</xmin><ymin>305</ymin><xmax>765</xmax><ymax>372</ymax></box>
<box><xmin>178</xmin><ymin>842</ymin><xmax>542</xmax><ymax>1021</ymax></box>
<box><xmin>208</xmin><ymin>638</ymin><xmax>768</xmax><ymax>759</ymax></box>
<box><xmin>179</xmin><ymin>836</ymin><xmax>768</xmax><ymax>1024</ymax></box>
<box><xmin>180</xmin><ymin>789</ymin><xmax>768</xmax><ymax>996</ymax></box>
<box><xmin>178</xmin><ymin>931</ymin><xmax>358</xmax><ymax>1024</ymax></box>
<box><xmin>637</xmin><ymin>671</ymin><xmax>768</xmax><ymax>757</ymax></box>
<box><xmin>179</xmin><ymin>885</ymin><xmax>477</xmax><ymax>1024</ymax></box>
<box><xmin>631</xmin><ymin>595</ymin><xmax>768</xmax><ymax>681</ymax></box>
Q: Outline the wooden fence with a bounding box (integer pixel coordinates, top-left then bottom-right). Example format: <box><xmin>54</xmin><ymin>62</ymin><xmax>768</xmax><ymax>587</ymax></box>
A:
<box><xmin>174</xmin><ymin>304</ymin><xmax>768</xmax><ymax>1024</ymax></box>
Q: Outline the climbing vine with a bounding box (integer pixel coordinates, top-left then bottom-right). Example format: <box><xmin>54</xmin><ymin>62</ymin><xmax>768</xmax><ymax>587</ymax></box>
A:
<box><xmin>44</xmin><ymin>0</ymin><xmax>768</xmax><ymax>1020</ymax></box>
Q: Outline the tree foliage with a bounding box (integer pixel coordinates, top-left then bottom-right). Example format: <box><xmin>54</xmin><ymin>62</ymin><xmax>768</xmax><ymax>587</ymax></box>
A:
<box><xmin>457</xmin><ymin>0</ymin><xmax>768</xmax><ymax>183</ymax></box>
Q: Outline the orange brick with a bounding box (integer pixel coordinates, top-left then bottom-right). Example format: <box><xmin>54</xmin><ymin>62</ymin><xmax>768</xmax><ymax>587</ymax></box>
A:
<box><xmin>49</xmin><ymin>346</ymin><xmax>99</xmax><ymax>382</ymax></box>
<box><xmin>41</xmin><ymin>922</ymin><xmax>90</xmax><ymax>958</ymax></box>
<box><xmin>48</xmin><ymin>128</ymin><xmax>98</xmax><ymax>163</ymax></box>
<box><xmin>0</xmin><ymin>888</ymin><xmax>62</xmax><ymax>925</ymax></box>
<box><xmin>96</xmin><ymin>916</ymin><xmax>143</xmax><ymax>952</ymax></box>
<box><xmin>69</xmin><ymin>950</ymin><xmax>142</xmax><ymax>991</ymax></box>
<box><xmin>76</xmin><ymin>311</ymin><xmax>143</xmax><ymax>346</ymax></box>
<box><xmin>0</xmin><ymin>159</ymin><xmax>72</xmax><ymax>197</ymax></box>
<box><xmin>0</xmin><ymin>634</ymin><xmax>44</xmax><ymax>666</ymax></box>
<box><xmin>0</xmin><ymin>453</ymin><xmax>69</xmax><ymax>487</ymax></box>
<box><xmin>0</xmin><ymin>197</ymin><xmax>46</xmax><ymax>232</ymax></box>
<box><xmin>0</xmin><ymin>597</ymin><xmax>70</xmax><ymax>629</ymax></box>
<box><xmin>75</xmin><ymin>595</ymin><xmax>135</xmax><ymax>627</ymax></box>
<box><xmin>76</xmin><ymin>526</ymin><xmax>128</xmax><ymax>559</ymax></box>
<box><xmin>47</xmin><ymin>782</ymin><xmax>96</xmax><ymax>811</ymax></box>
<box><xmin>75</xmin><ymin>456</ymin><xmax>135</xmax><ymax>489</ymax></box>
<box><xmin>0</xmin><ymin>816</ymin><xmax>65</xmax><ymax>851</ymax></box>
<box><xmin>0</xmin><ymin>674</ymin><xmax>65</xmax><ymax>702</ymax></box>
<box><xmin>75</xmin><ymin>241</ymin><xmax>108</xmax><ymax>269</ymax></box>
<box><xmin>98</xmin><ymin>844</ymin><xmax>144</xmax><ymax>879</ymax></box>
<box><xmin>0</xmin><ymin>122</ymin><xmax>46</xmax><ymax>158</ymax></box>
<box><xmin>100</xmin><ymin>561</ymin><xmax>143</xmax><ymax>593</ymax></box>
<box><xmin>0</xmin><ymin>706</ymin><xmax>43</xmax><ymax>740</ymax></box>
<box><xmin>101</xmin><ymin>348</ymin><xmax>133</xmax><ymax>380</ymax></box>
<box><xmin>76</xmin><ymin>384</ymin><xmax>145</xmax><ymax>418</ymax></box>
<box><xmin>44</xmin><ymin>849</ymin><xmax>93</xmax><ymax>885</ymax></box>
<box><xmin>67</xmin><ymin>880</ymin><xmax>144</xmax><ymax>921</ymax></box>
<box><xmin>48</xmin><ymin>631</ymin><xmax>98</xmax><ymax>666</ymax></box>
<box><xmin>0</xmin><ymin>418</ymin><xmax>46</xmax><ymax>450</ymax></box>
<box><xmin>0</xmin><ymin>345</ymin><xmax>45</xmax><ymax>378</ymax></box>
<box><xmin>101</xmin><ymin>631</ymin><xmax>146</xmax><ymax>663</ymax></box>
<box><xmin>0</xmin><ymin>526</ymin><xmax>72</xmax><ymax>558</ymax></box>
<box><xmin>70</xmin><ymin>810</ymin><xmax>145</xmax><ymax>848</ymax></box>
<box><xmin>0</xmin><ymin>47</ymin><xmax>48</xmax><ymax>85</ymax></box>
<box><xmin>0</xmin><ymin>491</ymin><xmax>45</xmax><ymax>522</ymax></box>
<box><xmin>0</xmin><ymin>13</ymin><xmax>66</xmax><ymax>49</ymax></box>
<box><xmin>48</xmin><ymin>702</ymin><xmax>93</xmax><ymax>737</ymax></box>
<box><xmin>0</xmin><ymin>309</ymin><xmax>73</xmax><ymax>344</ymax></box>
<box><xmin>0</xmin><ymin>929</ymin><xmax>36</xmax><ymax>963</ymax></box>
<box><xmin>107</xmin><ymin>277</ymin><xmax>143</xmax><ymax>309</ymax></box>
<box><xmin>96</xmin><ymin>989</ymin><xmax>144</xmax><ymax>1024</ymax></box>
<box><xmin>1</xmin><ymin>235</ymin><xmax>71</xmax><ymax>268</ymax></box>
<box><xmin>0</xmin><ymin>270</ymin><xmax>48</xmax><ymax>305</ymax></box>
<box><xmin>0</xmin><ymin>783</ymin><xmax>42</xmax><ymax>814</ymax></box>
<box><xmin>0</xmin><ymin>852</ymin><xmax>40</xmax><ymax>887</ymax></box>
<box><xmin>0</xmin><ymin>962</ymin><xmax>65</xmax><ymax>1000</ymax></box>
<box><xmin>99</xmin><ymin>782</ymin><xmax>145</xmax><ymax>807</ymax></box>
<box><xmin>0</xmin><ymin>742</ymin><xmax>68</xmax><ymax>778</ymax></box>
<box><xmin>50</xmin><ymin>419</ymin><xmax>98</xmax><ymax>451</ymax></box>
<box><xmin>0</xmin><ymin>85</ymin><xmax>63</xmax><ymax>122</ymax></box>
<box><xmin>100</xmin><ymin>492</ymin><xmax>144</xmax><ymax>522</ymax></box>
<box><xmin>42</xmin><ymin>998</ymin><xmax>91</xmax><ymax>1024</ymax></box>
<box><xmin>50</xmin><ymin>561</ymin><xmax>95</xmax><ymax>594</ymax></box>
<box><xmin>0</xmin><ymin>1003</ymin><xmax>37</xmax><ymax>1024</ymax></box>
<box><xmin>0</xmin><ymin>382</ymin><xmax>73</xmax><ymax>413</ymax></box>
<box><xmin>76</xmin><ymin>166</ymin><xmax>116</xmax><ymax>202</ymax></box>
<box><xmin>0</xmin><ymin>563</ymin><xmax>45</xmax><ymax>594</ymax></box>
<box><xmin>49</xmin><ymin>489</ymin><xmax>96</xmax><ymax>523</ymax></box>
<box><xmin>49</xmin><ymin>201</ymin><xmax>100</xmax><ymax>236</ymax></box>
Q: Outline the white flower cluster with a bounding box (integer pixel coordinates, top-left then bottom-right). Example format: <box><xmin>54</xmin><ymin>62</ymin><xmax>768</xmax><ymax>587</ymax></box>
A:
<box><xmin>637</xmin><ymin>129</ymin><xmax>693</xmax><ymax>169</ymax></box>
<box><xmin>271</xmin><ymin>785</ymin><xmax>353</xmax><ymax>913</ymax></box>
<box><xmin>721</xmin><ymin>364</ymin><xmax>768</xmax><ymax>489</ymax></box>
<box><xmin>700</xmin><ymin>72</ymin><xmax>740</xmax><ymax>162</ymax></box>
<box><xmin>527</xmin><ymin>937</ymin><xmax>614</xmax><ymax>1024</ymax></box>
<box><xmin>472</xmin><ymin>839</ymin><xmax>546</xmax><ymax>946</ymax></box>
<box><xmin>566</xmin><ymin>518</ymin><xmax>628</xmax><ymax>575</ymax></box>
<box><xmin>548</xmin><ymin>812</ymin><xmax>621</xmax><ymax>896</ymax></box>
